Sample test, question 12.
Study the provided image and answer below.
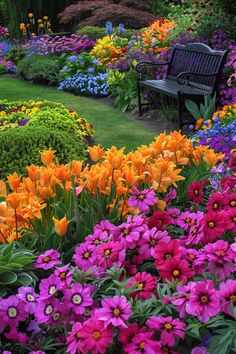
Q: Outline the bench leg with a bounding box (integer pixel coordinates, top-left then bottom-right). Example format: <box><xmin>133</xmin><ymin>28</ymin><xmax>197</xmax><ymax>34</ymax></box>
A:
<box><xmin>177</xmin><ymin>92</ymin><xmax>183</xmax><ymax>132</ymax></box>
<box><xmin>137</xmin><ymin>81</ymin><xmax>142</xmax><ymax>116</ymax></box>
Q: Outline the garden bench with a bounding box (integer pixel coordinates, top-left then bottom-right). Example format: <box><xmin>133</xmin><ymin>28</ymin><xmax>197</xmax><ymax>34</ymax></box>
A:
<box><xmin>136</xmin><ymin>43</ymin><xmax>228</xmax><ymax>130</ymax></box>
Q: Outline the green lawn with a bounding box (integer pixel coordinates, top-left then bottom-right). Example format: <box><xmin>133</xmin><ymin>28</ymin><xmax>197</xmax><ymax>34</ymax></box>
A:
<box><xmin>0</xmin><ymin>76</ymin><xmax>156</xmax><ymax>151</ymax></box>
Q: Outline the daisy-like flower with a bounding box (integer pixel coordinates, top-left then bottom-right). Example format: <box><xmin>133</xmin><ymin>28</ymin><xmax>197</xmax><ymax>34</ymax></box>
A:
<box><xmin>188</xmin><ymin>180</ymin><xmax>204</xmax><ymax>203</ymax></box>
<box><xmin>127</xmin><ymin>272</ymin><xmax>157</xmax><ymax>300</ymax></box>
<box><xmin>154</xmin><ymin>239</ymin><xmax>183</xmax><ymax>266</ymax></box>
<box><xmin>147</xmin><ymin>315</ymin><xmax>186</xmax><ymax>346</ymax></box>
<box><xmin>128</xmin><ymin>187</ymin><xmax>157</xmax><ymax>213</ymax></box>
<box><xmin>39</xmin><ymin>274</ymin><xmax>63</xmax><ymax>299</ymax></box>
<box><xmin>148</xmin><ymin>211</ymin><xmax>170</xmax><ymax>230</ymax></box>
<box><xmin>123</xmin><ymin>331</ymin><xmax>161</xmax><ymax>354</ymax></box>
<box><xmin>73</xmin><ymin>242</ymin><xmax>97</xmax><ymax>270</ymax></box>
<box><xmin>35</xmin><ymin>249</ymin><xmax>61</xmax><ymax>270</ymax></box>
<box><xmin>93</xmin><ymin>219</ymin><xmax>117</xmax><ymax>238</ymax></box>
<box><xmin>119</xmin><ymin>323</ymin><xmax>140</xmax><ymax>344</ymax></box>
<box><xmin>180</xmin><ymin>248</ymin><xmax>206</xmax><ymax>275</ymax></box>
<box><xmin>207</xmin><ymin>192</ymin><xmax>225</xmax><ymax>212</ymax></box>
<box><xmin>17</xmin><ymin>286</ymin><xmax>38</xmax><ymax>314</ymax></box>
<box><xmin>158</xmin><ymin>258</ymin><xmax>194</xmax><ymax>285</ymax></box>
<box><xmin>54</xmin><ymin>263</ymin><xmax>74</xmax><ymax>287</ymax></box>
<box><xmin>172</xmin><ymin>282</ymin><xmax>195</xmax><ymax>318</ymax></box>
<box><xmin>185</xmin><ymin>222</ymin><xmax>204</xmax><ymax>245</ymax></box>
<box><xmin>97</xmin><ymin>241</ymin><xmax>125</xmax><ymax>269</ymax></box>
<box><xmin>35</xmin><ymin>298</ymin><xmax>61</xmax><ymax>324</ymax></box>
<box><xmin>186</xmin><ymin>280</ymin><xmax>220</xmax><ymax>322</ymax></box>
<box><xmin>140</xmin><ymin>228</ymin><xmax>170</xmax><ymax>259</ymax></box>
<box><xmin>225</xmin><ymin>208</ymin><xmax>236</xmax><ymax>233</ymax></box>
<box><xmin>203</xmin><ymin>211</ymin><xmax>226</xmax><ymax>243</ymax></box>
<box><xmin>114</xmin><ymin>215</ymin><xmax>147</xmax><ymax>249</ymax></box>
<box><xmin>79</xmin><ymin>317</ymin><xmax>114</xmax><ymax>354</ymax></box>
<box><xmin>219</xmin><ymin>279</ymin><xmax>236</xmax><ymax>316</ymax></box>
<box><xmin>167</xmin><ymin>207</ymin><xmax>181</xmax><ymax>224</ymax></box>
<box><xmin>0</xmin><ymin>295</ymin><xmax>28</xmax><ymax>329</ymax></box>
<box><xmin>66</xmin><ymin>322</ymin><xmax>83</xmax><ymax>354</ymax></box>
<box><xmin>64</xmin><ymin>283</ymin><xmax>93</xmax><ymax>315</ymax></box>
<box><xmin>86</xmin><ymin>230</ymin><xmax>109</xmax><ymax>247</ymax></box>
<box><xmin>98</xmin><ymin>295</ymin><xmax>131</xmax><ymax>328</ymax></box>
<box><xmin>177</xmin><ymin>211</ymin><xmax>197</xmax><ymax>230</ymax></box>
<box><xmin>226</xmin><ymin>193</ymin><xmax>236</xmax><ymax>209</ymax></box>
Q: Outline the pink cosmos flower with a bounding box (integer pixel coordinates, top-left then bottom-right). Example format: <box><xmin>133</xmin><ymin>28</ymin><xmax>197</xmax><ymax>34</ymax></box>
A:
<box><xmin>66</xmin><ymin>322</ymin><xmax>84</xmax><ymax>354</ymax></box>
<box><xmin>86</xmin><ymin>230</ymin><xmax>108</xmax><ymax>247</ymax></box>
<box><xmin>167</xmin><ymin>207</ymin><xmax>181</xmax><ymax>224</ymax></box>
<box><xmin>203</xmin><ymin>211</ymin><xmax>226</xmax><ymax>243</ymax></box>
<box><xmin>154</xmin><ymin>239</ymin><xmax>183</xmax><ymax>266</ymax></box>
<box><xmin>127</xmin><ymin>272</ymin><xmax>157</xmax><ymax>300</ymax></box>
<box><xmin>158</xmin><ymin>258</ymin><xmax>194</xmax><ymax>285</ymax></box>
<box><xmin>172</xmin><ymin>282</ymin><xmax>195</xmax><ymax>318</ymax></box>
<box><xmin>114</xmin><ymin>215</ymin><xmax>147</xmax><ymax>249</ymax></box>
<box><xmin>123</xmin><ymin>331</ymin><xmax>161</xmax><ymax>354</ymax></box>
<box><xmin>39</xmin><ymin>274</ymin><xmax>63</xmax><ymax>299</ymax></box>
<box><xmin>225</xmin><ymin>208</ymin><xmax>236</xmax><ymax>232</ymax></box>
<box><xmin>35</xmin><ymin>249</ymin><xmax>61</xmax><ymax>270</ymax></box>
<box><xmin>226</xmin><ymin>193</ymin><xmax>236</xmax><ymax>209</ymax></box>
<box><xmin>79</xmin><ymin>317</ymin><xmax>113</xmax><ymax>354</ymax></box>
<box><xmin>147</xmin><ymin>315</ymin><xmax>186</xmax><ymax>346</ymax></box>
<box><xmin>97</xmin><ymin>241</ymin><xmax>125</xmax><ymax>269</ymax></box>
<box><xmin>73</xmin><ymin>242</ymin><xmax>97</xmax><ymax>270</ymax></box>
<box><xmin>188</xmin><ymin>180</ymin><xmax>204</xmax><ymax>203</ymax></box>
<box><xmin>148</xmin><ymin>211</ymin><xmax>170</xmax><ymax>230</ymax></box>
<box><xmin>0</xmin><ymin>295</ymin><xmax>28</xmax><ymax>329</ymax></box>
<box><xmin>29</xmin><ymin>351</ymin><xmax>46</xmax><ymax>354</ymax></box>
<box><xmin>93</xmin><ymin>219</ymin><xmax>117</xmax><ymax>238</ymax></box>
<box><xmin>177</xmin><ymin>211</ymin><xmax>198</xmax><ymax>230</ymax></box>
<box><xmin>184</xmin><ymin>222</ymin><xmax>204</xmax><ymax>245</ymax></box>
<box><xmin>207</xmin><ymin>192</ymin><xmax>225</xmax><ymax>212</ymax></box>
<box><xmin>140</xmin><ymin>228</ymin><xmax>170</xmax><ymax>259</ymax></box>
<box><xmin>164</xmin><ymin>189</ymin><xmax>177</xmax><ymax>204</ymax></box>
<box><xmin>17</xmin><ymin>286</ymin><xmax>38</xmax><ymax>314</ymax></box>
<box><xmin>219</xmin><ymin>279</ymin><xmax>236</xmax><ymax>316</ymax></box>
<box><xmin>128</xmin><ymin>187</ymin><xmax>157</xmax><ymax>213</ymax></box>
<box><xmin>119</xmin><ymin>323</ymin><xmax>140</xmax><ymax>344</ymax></box>
<box><xmin>179</xmin><ymin>248</ymin><xmax>205</xmax><ymax>275</ymax></box>
<box><xmin>64</xmin><ymin>283</ymin><xmax>93</xmax><ymax>315</ymax></box>
<box><xmin>54</xmin><ymin>263</ymin><xmax>74</xmax><ymax>287</ymax></box>
<box><xmin>98</xmin><ymin>295</ymin><xmax>131</xmax><ymax>328</ymax></box>
<box><xmin>186</xmin><ymin>280</ymin><xmax>220</xmax><ymax>322</ymax></box>
<box><xmin>191</xmin><ymin>348</ymin><xmax>210</xmax><ymax>354</ymax></box>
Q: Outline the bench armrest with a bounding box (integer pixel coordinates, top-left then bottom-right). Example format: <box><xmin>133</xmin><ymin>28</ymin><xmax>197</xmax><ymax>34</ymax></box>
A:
<box><xmin>136</xmin><ymin>61</ymin><xmax>170</xmax><ymax>77</ymax></box>
<box><xmin>177</xmin><ymin>71</ymin><xmax>219</xmax><ymax>85</ymax></box>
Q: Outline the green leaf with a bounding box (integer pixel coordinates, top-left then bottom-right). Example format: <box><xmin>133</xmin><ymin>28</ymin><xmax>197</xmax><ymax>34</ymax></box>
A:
<box><xmin>0</xmin><ymin>271</ymin><xmax>17</xmax><ymax>284</ymax></box>
<box><xmin>185</xmin><ymin>99</ymin><xmax>201</xmax><ymax>120</ymax></box>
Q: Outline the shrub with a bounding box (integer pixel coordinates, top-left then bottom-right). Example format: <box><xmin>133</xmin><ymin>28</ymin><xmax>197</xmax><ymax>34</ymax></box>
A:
<box><xmin>0</xmin><ymin>126</ymin><xmax>86</xmax><ymax>177</ymax></box>
<box><xmin>76</xmin><ymin>25</ymin><xmax>137</xmax><ymax>41</ymax></box>
<box><xmin>5</xmin><ymin>44</ymin><xmax>26</xmax><ymax>64</ymax></box>
<box><xmin>16</xmin><ymin>55</ymin><xmax>60</xmax><ymax>85</ymax></box>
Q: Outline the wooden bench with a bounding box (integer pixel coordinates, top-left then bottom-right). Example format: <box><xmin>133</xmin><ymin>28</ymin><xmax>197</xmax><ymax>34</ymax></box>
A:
<box><xmin>136</xmin><ymin>43</ymin><xmax>228</xmax><ymax>129</ymax></box>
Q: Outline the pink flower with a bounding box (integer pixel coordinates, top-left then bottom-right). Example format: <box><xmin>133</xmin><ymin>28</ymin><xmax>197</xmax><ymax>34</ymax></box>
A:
<box><xmin>184</xmin><ymin>222</ymin><xmax>204</xmax><ymax>245</ymax></box>
<box><xmin>207</xmin><ymin>192</ymin><xmax>225</xmax><ymax>212</ymax></box>
<box><xmin>219</xmin><ymin>279</ymin><xmax>236</xmax><ymax>316</ymax></box>
<box><xmin>35</xmin><ymin>249</ymin><xmax>61</xmax><ymax>270</ymax></box>
<box><xmin>140</xmin><ymin>228</ymin><xmax>170</xmax><ymax>259</ymax></box>
<box><xmin>123</xmin><ymin>331</ymin><xmax>161</xmax><ymax>354</ymax></box>
<box><xmin>226</xmin><ymin>193</ymin><xmax>236</xmax><ymax>209</ymax></box>
<box><xmin>188</xmin><ymin>180</ymin><xmax>204</xmax><ymax>203</ymax></box>
<box><xmin>186</xmin><ymin>280</ymin><xmax>220</xmax><ymax>322</ymax></box>
<box><xmin>0</xmin><ymin>295</ymin><xmax>28</xmax><ymax>329</ymax></box>
<box><xmin>177</xmin><ymin>211</ymin><xmax>197</xmax><ymax>230</ymax></box>
<box><xmin>128</xmin><ymin>187</ymin><xmax>157</xmax><ymax>213</ymax></box>
<box><xmin>203</xmin><ymin>211</ymin><xmax>226</xmax><ymax>243</ymax></box>
<box><xmin>66</xmin><ymin>322</ymin><xmax>84</xmax><ymax>354</ymax></box>
<box><xmin>35</xmin><ymin>298</ymin><xmax>61</xmax><ymax>324</ymax></box>
<box><xmin>164</xmin><ymin>189</ymin><xmax>177</xmax><ymax>204</ymax></box>
<box><xmin>54</xmin><ymin>263</ymin><xmax>74</xmax><ymax>287</ymax></box>
<box><xmin>127</xmin><ymin>272</ymin><xmax>157</xmax><ymax>300</ymax></box>
<box><xmin>97</xmin><ymin>241</ymin><xmax>125</xmax><ymax>269</ymax></box>
<box><xmin>154</xmin><ymin>239</ymin><xmax>183</xmax><ymax>266</ymax></box>
<box><xmin>39</xmin><ymin>274</ymin><xmax>63</xmax><ymax>299</ymax></box>
<box><xmin>98</xmin><ymin>295</ymin><xmax>131</xmax><ymax>328</ymax></box>
<box><xmin>147</xmin><ymin>316</ymin><xmax>186</xmax><ymax>346</ymax></box>
<box><xmin>119</xmin><ymin>323</ymin><xmax>139</xmax><ymax>344</ymax></box>
<box><xmin>172</xmin><ymin>282</ymin><xmax>195</xmax><ymax>318</ymax></box>
<box><xmin>93</xmin><ymin>220</ymin><xmax>117</xmax><ymax>238</ymax></box>
<box><xmin>158</xmin><ymin>258</ymin><xmax>194</xmax><ymax>285</ymax></box>
<box><xmin>114</xmin><ymin>215</ymin><xmax>147</xmax><ymax>249</ymax></box>
<box><xmin>148</xmin><ymin>211</ymin><xmax>170</xmax><ymax>230</ymax></box>
<box><xmin>4</xmin><ymin>326</ymin><xmax>29</xmax><ymax>344</ymax></box>
<box><xmin>73</xmin><ymin>242</ymin><xmax>97</xmax><ymax>270</ymax></box>
<box><xmin>167</xmin><ymin>207</ymin><xmax>181</xmax><ymax>224</ymax></box>
<box><xmin>180</xmin><ymin>248</ymin><xmax>205</xmax><ymax>274</ymax></box>
<box><xmin>64</xmin><ymin>283</ymin><xmax>93</xmax><ymax>315</ymax></box>
<box><xmin>79</xmin><ymin>317</ymin><xmax>113</xmax><ymax>354</ymax></box>
<box><xmin>225</xmin><ymin>208</ymin><xmax>236</xmax><ymax>232</ymax></box>
<box><xmin>17</xmin><ymin>286</ymin><xmax>38</xmax><ymax>314</ymax></box>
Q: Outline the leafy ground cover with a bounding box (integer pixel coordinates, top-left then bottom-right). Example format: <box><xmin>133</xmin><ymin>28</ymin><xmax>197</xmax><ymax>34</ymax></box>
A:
<box><xmin>0</xmin><ymin>76</ymin><xmax>155</xmax><ymax>150</ymax></box>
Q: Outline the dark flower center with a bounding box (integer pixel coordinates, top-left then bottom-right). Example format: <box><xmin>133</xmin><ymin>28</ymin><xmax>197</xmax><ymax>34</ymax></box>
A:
<box><xmin>49</xmin><ymin>285</ymin><xmax>57</xmax><ymax>295</ymax></box>
<box><xmin>123</xmin><ymin>228</ymin><xmax>129</xmax><ymax>235</ymax></box>
<box><xmin>208</xmin><ymin>221</ymin><xmax>215</xmax><ymax>228</ymax></box>
<box><xmin>150</xmin><ymin>239</ymin><xmax>157</xmax><ymax>246</ymax></box>
<box><xmin>92</xmin><ymin>331</ymin><xmax>101</xmax><ymax>340</ymax></box>
<box><xmin>139</xmin><ymin>341</ymin><xmax>145</xmax><ymax>349</ymax></box>
<box><xmin>165</xmin><ymin>253</ymin><xmax>172</xmax><ymax>259</ymax></box>
<box><xmin>83</xmin><ymin>251</ymin><xmax>91</xmax><ymax>259</ymax></box>
<box><xmin>104</xmin><ymin>249</ymin><xmax>111</xmax><ymax>256</ymax></box>
<box><xmin>60</xmin><ymin>272</ymin><xmax>66</xmax><ymax>279</ymax></box>
<box><xmin>213</xmin><ymin>202</ymin><xmax>219</xmax><ymax>209</ymax></box>
<box><xmin>138</xmin><ymin>194</ymin><xmax>145</xmax><ymax>200</ymax></box>
<box><xmin>200</xmin><ymin>295</ymin><xmax>209</xmax><ymax>304</ymax></box>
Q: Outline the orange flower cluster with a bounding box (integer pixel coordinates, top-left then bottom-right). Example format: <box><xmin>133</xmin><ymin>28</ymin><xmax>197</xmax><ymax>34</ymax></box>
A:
<box><xmin>141</xmin><ymin>18</ymin><xmax>176</xmax><ymax>52</ymax></box>
<box><xmin>0</xmin><ymin>132</ymin><xmax>223</xmax><ymax>243</ymax></box>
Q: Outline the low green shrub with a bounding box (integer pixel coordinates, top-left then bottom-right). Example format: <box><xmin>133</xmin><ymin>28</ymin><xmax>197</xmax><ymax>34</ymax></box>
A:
<box><xmin>0</xmin><ymin>126</ymin><xmax>86</xmax><ymax>177</ymax></box>
<box><xmin>5</xmin><ymin>45</ymin><xmax>26</xmax><ymax>64</ymax></box>
<box><xmin>16</xmin><ymin>55</ymin><xmax>60</xmax><ymax>85</ymax></box>
<box><xmin>76</xmin><ymin>26</ymin><xmax>137</xmax><ymax>41</ymax></box>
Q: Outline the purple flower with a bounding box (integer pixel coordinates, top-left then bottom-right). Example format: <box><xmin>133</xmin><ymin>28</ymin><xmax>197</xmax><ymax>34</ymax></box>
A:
<box><xmin>64</xmin><ymin>283</ymin><xmax>93</xmax><ymax>315</ymax></box>
<box><xmin>18</xmin><ymin>118</ymin><xmax>29</xmax><ymax>126</ymax></box>
<box><xmin>73</xmin><ymin>242</ymin><xmax>97</xmax><ymax>270</ymax></box>
<box><xmin>114</xmin><ymin>215</ymin><xmax>147</xmax><ymax>249</ymax></box>
<box><xmin>0</xmin><ymin>295</ymin><xmax>28</xmax><ymax>329</ymax></box>
<box><xmin>54</xmin><ymin>263</ymin><xmax>74</xmax><ymax>287</ymax></box>
<box><xmin>35</xmin><ymin>297</ymin><xmax>61</xmax><ymax>324</ymax></box>
<box><xmin>35</xmin><ymin>249</ymin><xmax>61</xmax><ymax>270</ymax></box>
<box><xmin>17</xmin><ymin>286</ymin><xmax>38</xmax><ymax>314</ymax></box>
<box><xmin>98</xmin><ymin>295</ymin><xmax>131</xmax><ymax>328</ymax></box>
<box><xmin>128</xmin><ymin>187</ymin><xmax>157</xmax><ymax>213</ymax></box>
<box><xmin>39</xmin><ymin>274</ymin><xmax>63</xmax><ymax>299</ymax></box>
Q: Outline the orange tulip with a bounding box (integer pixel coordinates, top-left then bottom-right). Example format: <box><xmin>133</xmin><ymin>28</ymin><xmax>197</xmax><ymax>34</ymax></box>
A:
<box><xmin>6</xmin><ymin>193</ymin><xmax>24</xmax><ymax>209</ymax></box>
<box><xmin>40</xmin><ymin>150</ymin><xmax>55</xmax><ymax>166</ymax></box>
<box><xmin>7</xmin><ymin>173</ymin><xmax>21</xmax><ymax>192</ymax></box>
<box><xmin>106</xmin><ymin>146</ymin><xmax>125</xmax><ymax>169</ymax></box>
<box><xmin>88</xmin><ymin>145</ymin><xmax>104</xmax><ymax>162</ymax></box>
<box><xmin>0</xmin><ymin>180</ymin><xmax>7</xmax><ymax>197</ymax></box>
<box><xmin>71</xmin><ymin>160</ymin><xmax>83</xmax><ymax>176</ymax></box>
<box><xmin>27</xmin><ymin>164</ymin><xmax>40</xmax><ymax>182</ymax></box>
<box><xmin>53</xmin><ymin>216</ymin><xmax>69</xmax><ymax>237</ymax></box>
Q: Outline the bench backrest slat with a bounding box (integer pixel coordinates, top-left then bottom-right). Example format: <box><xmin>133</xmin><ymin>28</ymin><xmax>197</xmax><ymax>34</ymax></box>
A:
<box><xmin>166</xmin><ymin>43</ymin><xmax>228</xmax><ymax>91</ymax></box>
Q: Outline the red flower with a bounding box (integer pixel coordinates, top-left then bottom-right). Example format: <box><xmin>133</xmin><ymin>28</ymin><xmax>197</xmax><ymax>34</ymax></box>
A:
<box><xmin>148</xmin><ymin>211</ymin><xmax>170</xmax><ymax>230</ymax></box>
<box><xmin>158</xmin><ymin>258</ymin><xmax>194</xmax><ymax>284</ymax></box>
<box><xmin>203</xmin><ymin>211</ymin><xmax>226</xmax><ymax>243</ymax></box>
<box><xmin>188</xmin><ymin>180</ymin><xmax>204</xmax><ymax>203</ymax></box>
<box><xmin>154</xmin><ymin>239</ymin><xmax>182</xmax><ymax>266</ymax></box>
<box><xmin>207</xmin><ymin>192</ymin><xmax>225</xmax><ymax>212</ymax></box>
<box><xmin>229</xmin><ymin>152</ymin><xmax>236</xmax><ymax>169</ymax></box>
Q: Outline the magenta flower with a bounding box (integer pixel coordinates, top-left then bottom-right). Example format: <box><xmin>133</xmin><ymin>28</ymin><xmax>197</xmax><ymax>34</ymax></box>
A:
<box><xmin>167</xmin><ymin>207</ymin><xmax>181</xmax><ymax>224</ymax></box>
<box><xmin>29</xmin><ymin>351</ymin><xmax>46</xmax><ymax>354</ymax></box>
<box><xmin>172</xmin><ymin>282</ymin><xmax>195</xmax><ymax>318</ymax></box>
<box><xmin>123</xmin><ymin>331</ymin><xmax>161</xmax><ymax>354</ymax></box>
<box><xmin>127</xmin><ymin>272</ymin><xmax>157</xmax><ymax>300</ymax></box>
<box><xmin>225</xmin><ymin>208</ymin><xmax>236</xmax><ymax>232</ymax></box>
<box><xmin>35</xmin><ymin>298</ymin><xmax>61</xmax><ymax>324</ymax></box>
<box><xmin>207</xmin><ymin>192</ymin><xmax>225</xmax><ymax>212</ymax></box>
<box><xmin>219</xmin><ymin>279</ymin><xmax>236</xmax><ymax>316</ymax></box>
<box><xmin>93</xmin><ymin>219</ymin><xmax>117</xmax><ymax>238</ymax></box>
<box><xmin>128</xmin><ymin>187</ymin><xmax>157</xmax><ymax>213</ymax></box>
<box><xmin>0</xmin><ymin>295</ymin><xmax>28</xmax><ymax>329</ymax></box>
<box><xmin>188</xmin><ymin>180</ymin><xmax>204</xmax><ymax>203</ymax></box>
<box><xmin>140</xmin><ymin>228</ymin><xmax>170</xmax><ymax>259</ymax></box>
<box><xmin>73</xmin><ymin>242</ymin><xmax>97</xmax><ymax>270</ymax></box>
<box><xmin>203</xmin><ymin>211</ymin><xmax>226</xmax><ymax>243</ymax></box>
<box><xmin>147</xmin><ymin>315</ymin><xmax>186</xmax><ymax>346</ymax></box>
<box><xmin>119</xmin><ymin>323</ymin><xmax>140</xmax><ymax>344</ymax></box>
<box><xmin>186</xmin><ymin>280</ymin><xmax>220</xmax><ymax>322</ymax></box>
<box><xmin>17</xmin><ymin>286</ymin><xmax>38</xmax><ymax>314</ymax></box>
<box><xmin>35</xmin><ymin>249</ymin><xmax>61</xmax><ymax>270</ymax></box>
<box><xmin>66</xmin><ymin>322</ymin><xmax>83</xmax><ymax>354</ymax></box>
<box><xmin>79</xmin><ymin>317</ymin><xmax>114</xmax><ymax>354</ymax></box>
<box><xmin>164</xmin><ymin>189</ymin><xmax>177</xmax><ymax>204</ymax></box>
<box><xmin>158</xmin><ymin>258</ymin><xmax>194</xmax><ymax>285</ymax></box>
<box><xmin>54</xmin><ymin>263</ymin><xmax>74</xmax><ymax>287</ymax></box>
<box><xmin>177</xmin><ymin>211</ymin><xmax>197</xmax><ymax>230</ymax></box>
<box><xmin>97</xmin><ymin>241</ymin><xmax>125</xmax><ymax>269</ymax></box>
<box><xmin>185</xmin><ymin>222</ymin><xmax>204</xmax><ymax>245</ymax></box>
<box><xmin>154</xmin><ymin>239</ymin><xmax>183</xmax><ymax>266</ymax></box>
<box><xmin>114</xmin><ymin>215</ymin><xmax>147</xmax><ymax>249</ymax></box>
<box><xmin>64</xmin><ymin>283</ymin><xmax>93</xmax><ymax>315</ymax></box>
<box><xmin>4</xmin><ymin>326</ymin><xmax>29</xmax><ymax>344</ymax></box>
<box><xmin>86</xmin><ymin>230</ymin><xmax>108</xmax><ymax>247</ymax></box>
<box><xmin>98</xmin><ymin>295</ymin><xmax>131</xmax><ymax>328</ymax></box>
<box><xmin>39</xmin><ymin>274</ymin><xmax>63</xmax><ymax>299</ymax></box>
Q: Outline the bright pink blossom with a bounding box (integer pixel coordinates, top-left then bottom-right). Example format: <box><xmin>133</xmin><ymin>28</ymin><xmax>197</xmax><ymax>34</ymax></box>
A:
<box><xmin>127</xmin><ymin>272</ymin><xmax>157</xmax><ymax>300</ymax></box>
<box><xmin>158</xmin><ymin>258</ymin><xmax>194</xmax><ymax>284</ymax></box>
<box><xmin>98</xmin><ymin>295</ymin><xmax>131</xmax><ymax>328</ymax></box>
<box><xmin>128</xmin><ymin>187</ymin><xmax>157</xmax><ymax>213</ymax></box>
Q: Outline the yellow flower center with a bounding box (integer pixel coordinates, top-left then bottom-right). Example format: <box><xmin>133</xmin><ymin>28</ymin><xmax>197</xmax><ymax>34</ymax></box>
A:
<box><xmin>113</xmin><ymin>308</ymin><xmax>120</xmax><ymax>316</ymax></box>
<box><xmin>213</xmin><ymin>202</ymin><xmax>218</xmax><ymax>209</ymax></box>
<box><xmin>72</xmin><ymin>294</ymin><xmax>82</xmax><ymax>305</ymax></box>
<box><xmin>26</xmin><ymin>293</ymin><xmax>35</xmax><ymax>302</ymax></box>
<box><xmin>139</xmin><ymin>341</ymin><xmax>145</xmax><ymax>349</ymax></box>
<box><xmin>189</xmin><ymin>253</ymin><xmax>195</xmax><ymax>260</ymax></box>
<box><xmin>164</xmin><ymin>323</ymin><xmax>172</xmax><ymax>330</ymax></box>
<box><xmin>137</xmin><ymin>282</ymin><xmax>144</xmax><ymax>289</ymax></box>
<box><xmin>208</xmin><ymin>221</ymin><xmax>215</xmax><ymax>228</ymax></box>
<box><xmin>200</xmin><ymin>295</ymin><xmax>208</xmax><ymax>304</ymax></box>
<box><xmin>92</xmin><ymin>331</ymin><xmax>101</xmax><ymax>340</ymax></box>
<box><xmin>104</xmin><ymin>249</ymin><xmax>111</xmax><ymax>256</ymax></box>
<box><xmin>123</xmin><ymin>228</ymin><xmax>129</xmax><ymax>235</ymax></box>
<box><xmin>8</xmin><ymin>307</ymin><xmax>17</xmax><ymax>318</ymax></box>
<box><xmin>150</xmin><ymin>239</ymin><xmax>157</xmax><ymax>246</ymax></box>
<box><xmin>83</xmin><ymin>252</ymin><xmax>90</xmax><ymax>259</ymax></box>
<box><xmin>94</xmin><ymin>239</ymin><xmax>100</xmax><ymax>245</ymax></box>
<box><xmin>43</xmin><ymin>256</ymin><xmax>50</xmax><ymax>262</ymax></box>
<box><xmin>172</xmin><ymin>269</ymin><xmax>180</xmax><ymax>276</ymax></box>
<box><xmin>217</xmin><ymin>250</ymin><xmax>225</xmax><ymax>256</ymax></box>
<box><xmin>233</xmin><ymin>216</ymin><xmax>236</xmax><ymax>222</ymax></box>
<box><xmin>138</xmin><ymin>194</ymin><xmax>145</xmax><ymax>200</ymax></box>
<box><xmin>186</xmin><ymin>292</ymin><xmax>190</xmax><ymax>300</ymax></box>
<box><xmin>230</xmin><ymin>295</ymin><xmax>236</xmax><ymax>303</ymax></box>
<box><xmin>45</xmin><ymin>304</ymin><xmax>53</xmax><ymax>315</ymax></box>
<box><xmin>60</xmin><ymin>272</ymin><xmax>66</xmax><ymax>279</ymax></box>
<box><xmin>49</xmin><ymin>285</ymin><xmax>57</xmax><ymax>295</ymax></box>
<box><xmin>194</xmin><ymin>189</ymin><xmax>199</xmax><ymax>196</ymax></box>
<box><xmin>230</xmin><ymin>200</ymin><xmax>236</xmax><ymax>207</ymax></box>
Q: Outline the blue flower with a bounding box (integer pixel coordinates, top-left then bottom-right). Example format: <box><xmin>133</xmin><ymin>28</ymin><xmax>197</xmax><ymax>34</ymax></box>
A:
<box><xmin>118</xmin><ymin>23</ymin><xmax>125</xmax><ymax>35</ymax></box>
<box><xmin>87</xmin><ymin>67</ymin><xmax>95</xmax><ymax>73</ymax></box>
<box><xmin>106</xmin><ymin>21</ymin><xmax>113</xmax><ymax>35</ymax></box>
<box><xmin>67</xmin><ymin>55</ymin><xmax>77</xmax><ymax>62</ymax></box>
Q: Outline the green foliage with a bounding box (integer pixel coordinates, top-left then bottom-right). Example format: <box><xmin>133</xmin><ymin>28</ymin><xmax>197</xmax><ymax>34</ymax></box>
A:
<box><xmin>0</xmin><ymin>126</ymin><xmax>86</xmax><ymax>177</ymax></box>
<box><xmin>151</xmin><ymin>0</ymin><xmax>171</xmax><ymax>17</ymax></box>
<box><xmin>16</xmin><ymin>55</ymin><xmax>60</xmax><ymax>85</ymax></box>
<box><xmin>76</xmin><ymin>25</ymin><xmax>137</xmax><ymax>41</ymax></box>
<box><xmin>185</xmin><ymin>94</ymin><xmax>216</xmax><ymax>121</ymax></box>
<box><xmin>0</xmin><ymin>242</ymin><xmax>36</xmax><ymax>297</ymax></box>
<box><xmin>5</xmin><ymin>44</ymin><xmax>26</xmax><ymax>64</ymax></box>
